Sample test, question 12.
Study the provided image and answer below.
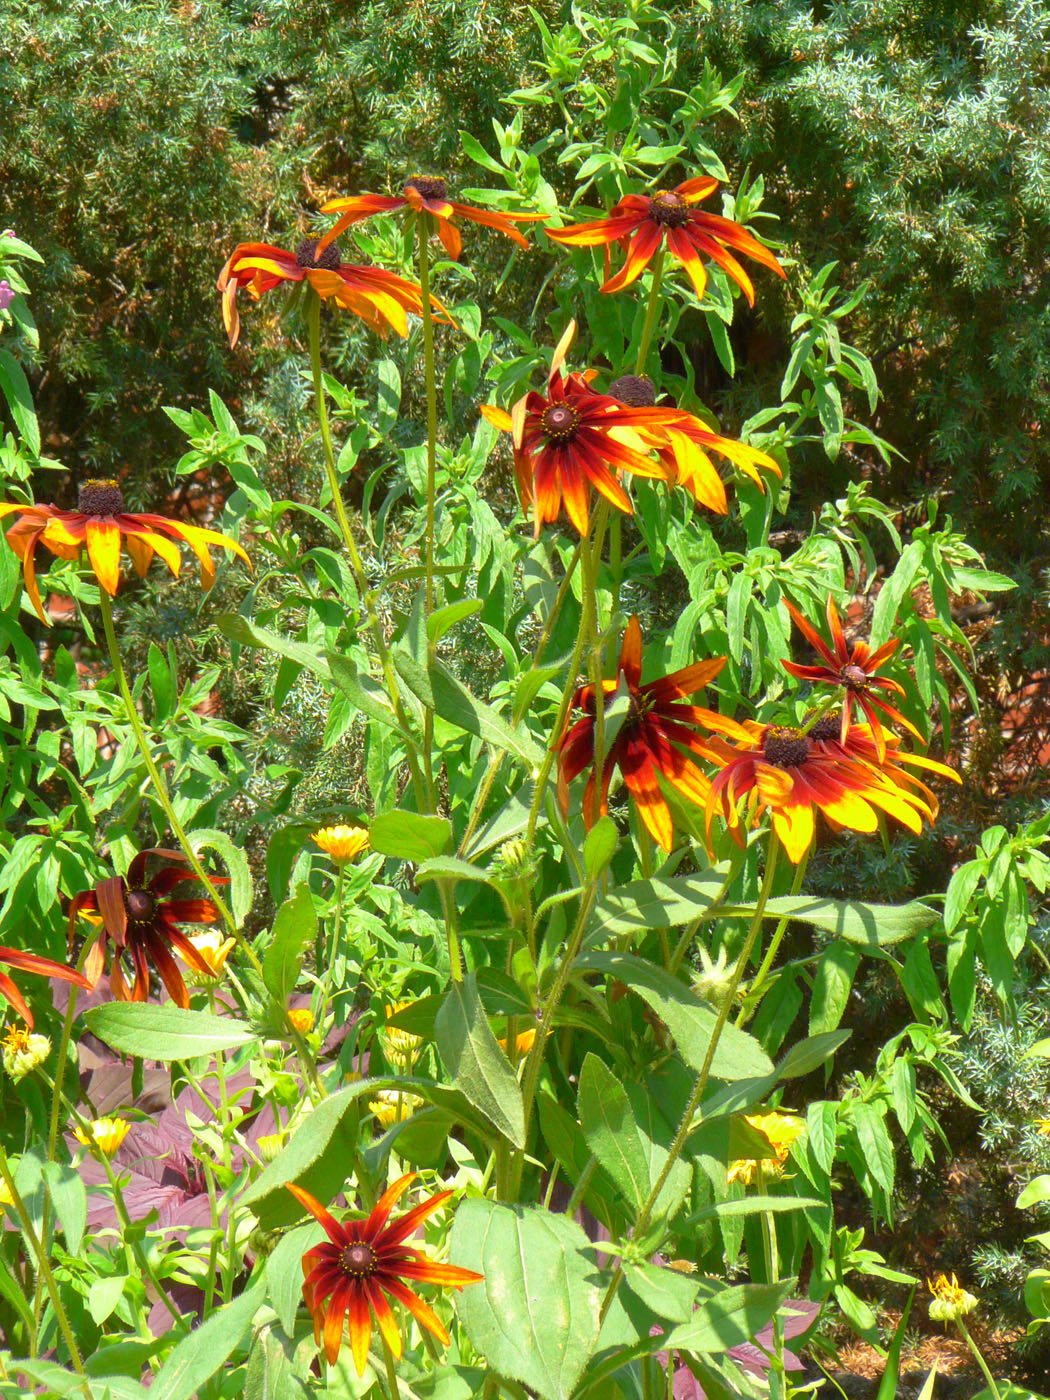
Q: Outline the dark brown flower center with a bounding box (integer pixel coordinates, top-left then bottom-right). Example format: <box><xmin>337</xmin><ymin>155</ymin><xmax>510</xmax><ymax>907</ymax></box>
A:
<box><xmin>648</xmin><ymin>190</ymin><xmax>689</xmax><ymax>227</ymax></box>
<box><xmin>340</xmin><ymin>1240</ymin><xmax>377</xmax><ymax>1278</ymax></box>
<box><xmin>78</xmin><ymin>479</ymin><xmax>125</xmax><ymax>517</ymax></box>
<box><xmin>540</xmin><ymin>403</ymin><xmax>580</xmax><ymax>442</ymax></box>
<box><xmin>406</xmin><ymin>174</ymin><xmax>448</xmax><ymax>201</ymax></box>
<box><xmin>808</xmin><ymin>714</ymin><xmax>843</xmax><ymax>743</ymax></box>
<box><xmin>841</xmin><ymin>663</ymin><xmax>868</xmax><ymax>689</ymax></box>
<box><xmin>763</xmin><ymin>727</ymin><xmax>811</xmax><ymax>768</ymax></box>
<box><xmin>295</xmin><ymin>238</ymin><xmax>342</xmax><ymax>270</ymax></box>
<box><xmin>125</xmin><ymin>888</ymin><xmax>155</xmax><ymax>923</ymax></box>
<box><xmin>608</xmin><ymin>373</ymin><xmax>656</xmax><ymax>407</ymax></box>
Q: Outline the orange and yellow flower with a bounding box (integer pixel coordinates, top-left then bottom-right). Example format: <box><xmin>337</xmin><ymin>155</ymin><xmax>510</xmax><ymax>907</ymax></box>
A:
<box><xmin>546</xmin><ymin>177</ymin><xmax>785</xmax><ymax>303</ymax></box>
<box><xmin>607</xmin><ymin>373</ymin><xmax>782</xmax><ymax>514</ymax></box>
<box><xmin>217</xmin><ymin>237</ymin><xmax>443</xmax><ymax>348</ymax></box>
<box><xmin>288</xmin><ymin>1174</ymin><xmax>483</xmax><ymax>1374</ymax></box>
<box><xmin>0</xmin><ymin>481</ymin><xmax>249</xmax><ymax>624</ymax></box>
<box><xmin>705</xmin><ymin>721</ymin><xmax>951</xmax><ymax>864</ymax></box>
<box><xmin>0</xmin><ymin>946</ymin><xmax>89</xmax><ymax>1029</ymax></box>
<box><xmin>810</xmin><ymin>718</ymin><xmax>960</xmax><ymax>814</ymax></box>
<box><xmin>312</xmin><ymin>824</ymin><xmax>370</xmax><ymax>865</ymax></box>
<box><xmin>480</xmin><ymin>322</ymin><xmax>678</xmax><ymax>537</ymax></box>
<box><xmin>557</xmin><ymin>616</ymin><xmax>749</xmax><ymax>851</ymax></box>
<box><xmin>68</xmin><ymin>847</ymin><xmax>228</xmax><ymax>1009</ymax></box>
<box><xmin>318</xmin><ymin>175</ymin><xmax>546</xmax><ymax>262</ymax></box>
<box><xmin>783</xmin><ymin>595</ymin><xmax>921</xmax><ymax>760</ymax></box>
<box><xmin>727</xmin><ymin>1110</ymin><xmax>805</xmax><ymax>1186</ymax></box>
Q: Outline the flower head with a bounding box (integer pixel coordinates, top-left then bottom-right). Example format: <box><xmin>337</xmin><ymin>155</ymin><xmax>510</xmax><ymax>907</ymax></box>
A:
<box><xmin>705</xmin><ymin>720</ymin><xmax>949</xmax><ymax>864</ymax></box>
<box><xmin>1</xmin><ymin>1025</ymin><xmax>51</xmax><ymax>1080</ymax></box>
<box><xmin>0</xmin><ymin>480</ymin><xmax>250</xmax><ymax>625</ymax></box>
<box><xmin>73</xmin><ymin>1117</ymin><xmax>131</xmax><ymax>1158</ymax></box>
<box><xmin>370</xmin><ymin>1089</ymin><xmax>424</xmax><ymax>1128</ymax></box>
<box><xmin>928</xmin><ymin>1272</ymin><xmax>977</xmax><ymax>1323</ymax></box>
<box><xmin>783</xmin><ymin>595</ymin><xmax>922</xmax><ymax>760</ymax></box>
<box><xmin>288</xmin><ymin>1174</ymin><xmax>483</xmax><ymax>1373</ymax></box>
<box><xmin>312</xmin><ymin>824</ymin><xmax>370</xmax><ymax>865</ymax></box>
<box><xmin>480</xmin><ymin>322</ymin><xmax>679</xmax><ymax>537</ymax></box>
<box><xmin>218</xmin><ymin>237</ymin><xmax>445</xmax><ymax>348</ymax></box>
<box><xmin>68</xmin><ymin>847</ymin><xmax>229</xmax><ymax>1009</ymax></box>
<box><xmin>384</xmin><ymin>1002</ymin><xmax>423</xmax><ymax>1071</ymax></box>
<box><xmin>177</xmin><ymin>929</ymin><xmax>237</xmax><ymax>984</ymax></box>
<box><xmin>607</xmin><ymin>373</ymin><xmax>782</xmax><ymax>513</ymax></box>
<box><xmin>288</xmin><ymin>1007</ymin><xmax>314</xmax><ymax>1035</ymax></box>
<box><xmin>557</xmin><ymin>615</ymin><xmax>748</xmax><ymax>851</ymax></box>
<box><xmin>727</xmin><ymin>1111</ymin><xmax>805</xmax><ymax>1186</ymax></box>
<box><xmin>547</xmin><ymin>176</ymin><xmax>785</xmax><ymax>304</ymax></box>
<box><xmin>319</xmin><ymin>175</ymin><xmax>546</xmax><ymax>262</ymax></box>
<box><xmin>498</xmin><ymin>1028</ymin><xmax>537</xmax><ymax>1059</ymax></box>
<box><xmin>1035</xmin><ymin>1119</ymin><xmax>1050</xmax><ymax>1138</ymax></box>
<box><xmin>0</xmin><ymin>945</ymin><xmax>90</xmax><ymax>1029</ymax></box>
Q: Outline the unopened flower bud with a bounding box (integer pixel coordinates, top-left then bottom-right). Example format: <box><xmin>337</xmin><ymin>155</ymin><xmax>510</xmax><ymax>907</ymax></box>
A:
<box><xmin>928</xmin><ymin>1272</ymin><xmax>977</xmax><ymax>1322</ymax></box>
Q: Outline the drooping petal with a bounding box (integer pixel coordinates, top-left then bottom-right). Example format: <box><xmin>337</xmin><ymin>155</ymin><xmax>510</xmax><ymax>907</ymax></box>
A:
<box><xmin>333</xmin><ymin>1279</ymin><xmax>362</xmax><ymax>1369</ymax></box>
<box><xmin>545</xmin><ymin>212</ymin><xmax>646</xmax><ymax>247</ymax></box>
<box><xmin>381</xmin><ymin>1278</ymin><xmax>451</xmax><ymax>1345</ymax></box>
<box><xmin>601</xmin><ymin>221</ymin><xmax>664</xmax><ymax>294</ymax></box>
<box><xmin>364</xmin><ymin>1278</ymin><xmax>403</xmax><ymax>1359</ymax></box>
<box><xmin>84</xmin><ymin>520</ymin><xmax>122</xmax><ymax>596</ymax></box>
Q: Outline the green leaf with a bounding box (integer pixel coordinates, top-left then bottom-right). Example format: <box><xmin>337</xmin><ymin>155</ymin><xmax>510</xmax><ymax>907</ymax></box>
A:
<box><xmin>243</xmin><ymin>1085</ymin><xmax>367</xmax><ymax>1229</ymax></box>
<box><xmin>266</xmin><ymin>1224</ymin><xmax>322</xmax><ymax>1335</ymax></box>
<box><xmin>42</xmin><ymin>1161</ymin><xmax>86</xmax><ymax>1255</ymax></box>
<box><xmin>186</xmin><ymin>827</ymin><xmax>253</xmax><ymax>927</ymax></box>
<box><xmin>806</xmin><ymin>1101</ymin><xmax>838</xmax><ymax>1175</ymax></box>
<box><xmin>368</xmin><ymin>809</ymin><xmax>452</xmax><ymax>861</ymax></box>
<box><xmin>450</xmin><ymin>1200</ymin><xmax>601</xmax><ymax>1400</ymax></box>
<box><xmin>809</xmin><ymin>944</ymin><xmax>860</xmax><ymax>1034</ymax></box>
<box><xmin>244</xmin><ymin>1317</ymin><xmax>311</xmax><ymax>1400</ymax></box>
<box><xmin>578</xmin><ymin>952</ymin><xmax>772</xmax><ymax>1081</ymax></box>
<box><xmin>415</xmin><ymin>856</ymin><xmax>491</xmax><ymax>885</ymax></box>
<box><xmin>428</xmin><ymin>598</ymin><xmax>484</xmax><ymax>642</ymax></box>
<box><xmin>262</xmin><ymin>882</ymin><xmax>316</xmax><ymax>1005</ymax></box>
<box><xmin>664</xmin><ymin>1279</ymin><xmax>795</xmax><ymax>1354</ymax></box>
<box><xmin>0</xmin><ymin>348</ymin><xmax>40</xmax><ymax>454</ymax></box>
<box><xmin>688</xmin><ymin>1195</ymin><xmax>823</xmax><ymax>1222</ymax></box>
<box><xmin>1018</xmin><ymin>1176</ymin><xmax>1050</xmax><ymax>1210</ymax></box>
<box><xmin>216</xmin><ymin>615</ymin><xmax>330</xmax><ymax>679</ymax></box>
<box><xmin>723</xmin><ymin>895</ymin><xmax>938</xmax><ymax>948</ymax></box>
<box><xmin>430</xmin><ymin>659</ymin><xmax>544</xmax><ymax>768</ymax></box>
<box><xmin>460</xmin><ymin>130</ymin><xmax>506</xmax><ymax>175</ymax></box>
<box><xmin>853</xmin><ymin>1101</ymin><xmax>895</xmax><ymax>1195</ymax></box>
<box><xmin>623</xmin><ymin>1261</ymin><xmax>699</xmax><ymax>1323</ymax></box>
<box><xmin>577</xmin><ymin>1054</ymin><xmax>651</xmax><ymax>1210</ymax></box>
<box><xmin>150</xmin><ymin>1279</ymin><xmax>265</xmax><ymax>1400</ymax></box>
<box><xmin>435</xmin><ymin>977</ymin><xmax>525</xmax><ymax>1147</ymax></box>
<box><xmin>88</xmin><ymin>1275</ymin><xmax>128</xmax><ymax>1327</ymax></box>
<box><xmin>327</xmin><ymin>652</ymin><xmax>404</xmax><ymax>733</ymax></box>
<box><xmin>590</xmin><ymin>869</ymin><xmax>731</xmax><ymax>940</ymax></box>
<box><xmin>84</xmin><ymin>1004</ymin><xmax>256</xmax><ymax>1061</ymax></box>
<box><xmin>875</xmin><ymin>1286</ymin><xmax>916</xmax><ymax>1400</ymax></box>
<box><xmin>583</xmin><ymin>817</ymin><xmax>618</xmax><ymax>879</ymax></box>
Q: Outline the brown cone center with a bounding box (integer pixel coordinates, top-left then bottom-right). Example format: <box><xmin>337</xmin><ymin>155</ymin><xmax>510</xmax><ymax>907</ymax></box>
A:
<box><xmin>648</xmin><ymin>191</ymin><xmax>689</xmax><ymax>227</ymax></box>
<box><xmin>540</xmin><ymin>403</ymin><xmax>580</xmax><ymax>442</ymax></box>
<box><xmin>407</xmin><ymin>174</ymin><xmax>447</xmax><ymax>201</ymax></box>
<box><xmin>763</xmin><ymin>727</ymin><xmax>811</xmax><ymax>768</ymax></box>
<box><xmin>608</xmin><ymin>373</ymin><xmax>656</xmax><ymax>407</ymax></box>
<box><xmin>340</xmin><ymin>1240</ymin><xmax>377</xmax><ymax>1278</ymax></box>
<box><xmin>296</xmin><ymin>238</ymin><xmax>342</xmax><ymax>270</ymax></box>
<box><xmin>78</xmin><ymin>480</ymin><xmax>126</xmax><ymax>517</ymax></box>
<box><xmin>808</xmin><ymin>714</ymin><xmax>842</xmax><ymax>743</ymax></box>
<box><xmin>125</xmin><ymin>888</ymin><xmax>155</xmax><ymax>923</ymax></box>
<box><xmin>841</xmin><ymin>663</ymin><xmax>868</xmax><ymax>688</ymax></box>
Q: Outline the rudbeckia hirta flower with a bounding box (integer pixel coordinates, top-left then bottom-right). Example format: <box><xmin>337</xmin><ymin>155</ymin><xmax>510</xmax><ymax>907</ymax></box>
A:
<box><xmin>607</xmin><ymin>373</ymin><xmax>782</xmax><ymax>514</ymax></box>
<box><xmin>288</xmin><ymin>1173</ymin><xmax>483</xmax><ymax>1374</ymax></box>
<box><xmin>727</xmin><ymin>1110</ymin><xmax>805</xmax><ymax>1186</ymax></box>
<box><xmin>312</xmin><ymin>824</ymin><xmax>370</xmax><ymax>865</ymax></box>
<box><xmin>547</xmin><ymin>176</ymin><xmax>785</xmax><ymax>303</ymax></box>
<box><xmin>783</xmin><ymin>595</ymin><xmax>921</xmax><ymax>760</ymax></box>
<box><xmin>480</xmin><ymin>322</ymin><xmax>677</xmax><ymax>537</ymax></box>
<box><xmin>318</xmin><ymin>175</ymin><xmax>546</xmax><ymax>262</ymax></box>
<box><xmin>706</xmin><ymin>721</ymin><xmax>951</xmax><ymax>864</ymax></box>
<box><xmin>68</xmin><ymin>847</ymin><xmax>229</xmax><ymax>1009</ymax></box>
<box><xmin>0</xmin><ymin>946</ymin><xmax>90</xmax><ymax>1029</ymax></box>
<box><xmin>218</xmin><ymin>237</ymin><xmax>441</xmax><ymax>348</ymax></box>
<box><xmin>557</xmin><ymin>615</ymin><xmax>748</xmax><ymax>851</ymax></box>
<box><xmin>0</xmin><ymin>480</ymin><xmax>250</xmax><ymax>624</ymax></box>
<box><xmin>810</xmin><ymin>717</ymin><xmax>960</xmax><ymax>812</ymax></box>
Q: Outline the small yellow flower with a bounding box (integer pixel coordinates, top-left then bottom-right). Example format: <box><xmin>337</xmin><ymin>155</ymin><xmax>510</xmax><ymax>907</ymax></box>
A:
<box><xmin>312</xmin><ymin>825</ymin><xmax>370</xmax><ymax>865</ymax></box>
<box><xmin>1035</xmin><ymin>1119</ymin><xmax>1050</xmax><ymax>1138</ymax></box>
<box><xmin>287</xmin><ymin>1007</ymin><xmax>314</xmax><ymax>1035</ymax></box>
<box><xmin>0</xmin><ymin>1178</ymin><xmax>13</xmax><ymax>1207</ymax></box>
<box><xmin>498</xmin><ymin>1028</ymin><xmax>537</xmax><ymax>1058</ymax></box>
<box><xmin>2</xmin><ymin>1024</ymin><xmax>51</xmax><ymax>1081</ymax></box>
<box><xmin>369</xmin><ymin>1089</ymin><xmax>423</xmax><ymax>1129</ymax></box>
<box><xmin>727</xmin><ymin>1110</ymin><xmax>805</xmax><ymax>1187</ymax></box>
<box><xmin>178</xmin><ymin>929</ymin><xmax>237</xmax><ymax>984</ymax></box>
<box><xmin>73</xmin><ymin>1117</ymin><xmax>131</xmax><ymax>1158</ymax></box>
<box><xmin>384</xmin><ymin>1001</ymin><xmax>423</xmax><ymax>1070</ymax></box>
<box><xmin>928</xmin><ymin>1272</ymin><xmax>977</xmax><ymax>1322</ymax></box>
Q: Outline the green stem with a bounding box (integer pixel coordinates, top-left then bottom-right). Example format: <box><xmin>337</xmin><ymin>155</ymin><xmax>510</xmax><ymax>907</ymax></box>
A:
<box><xmin>306</xmin><ymin>290</ymin><xmax>427</xmax><ymax>809</ymax></box>
<box><xmin>736</xmin><ymin>846</ymin><xmax>809</xmax><ymax>1025</ymax></box>
<box><xmin>0</xmin><ymin>1146</ymin><xmax>88</xmax><ymax>1384</ymax></box>
<box><xmin>633</xmin><ymin>246</ymin><xmax>666</xmax><ymax>377</ymax></box>
<box><xmin>381</xmin><ymin>1332</ymin><xmax>401</xmax><ymax>1399</ymax></box>
<box><xmin>599</xmin><ymin>834</ymin><xmax>781</xmax><ymax>1325</ymax></box>
<box><xmin>417</xmin><ymin>212</ymin><xmax>439</xmax><ymax>620</ymax></box>
<box><xmin>957</xmin><ymin>1320</ymin><xmax>1002</xmax><ymax>1400</ymax></box>
<box><xmin>97</xmin><ymin>587</ymin><xmax>324</xmax><ymax>1095</ymax></box>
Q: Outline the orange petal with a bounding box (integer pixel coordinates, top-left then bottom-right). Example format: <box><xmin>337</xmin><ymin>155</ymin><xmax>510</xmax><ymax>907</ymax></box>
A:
<box><xmin>84</xmin><ymin>520</ymin><xmax>122</xmax><ymax>596</ymax></box>
<box><xmin>619</xmin><ymin>617</ymin><xmax>643</xmax><ymax>687</ymax></box>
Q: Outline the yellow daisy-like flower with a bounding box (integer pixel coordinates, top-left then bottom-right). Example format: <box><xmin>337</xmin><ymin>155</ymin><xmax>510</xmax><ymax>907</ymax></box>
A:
<box><xmin>1</xmin><ymin>1024</ymin><xmax>51</xmax><ymax>1081</ymax></box>
<box><xmin>288</xmin><ymin>1007</ymin><xmax>314</xmax><ymax>1035</ymax></box>
<box><xmin>73</xmin><ymin>1117</ymin><xmax>131</xmax><ymax>1158</ymax></box>
<box><xmin>178</xmin><ymin>928</ymin><xmax>237</xmax><ymax>984</ymax></box>
<box><xmin>384</xmin><ymin>1001</ymin><xmax>423</xmax><ymax>1071</ymax></box>
<box><xmin>0</xmin><ymin>1178</ymin><xmax>12</xmax><ymax>1207</ymax></box>
<box><xmin>727</xmin><ymin>1110</ymin><xmax>805</xmax><ymax>1186</ymax></box>
<box><xmin>312</xmin><ymin>825</ymin><xmax>370</xmax><ymax>865</ymax></box>
<box><xmin>369</xmin><ymin>1089</ymin><xmax>424</xmax><ymax>1128</ymax></box>
<box><xmin>497</xmin><ymin>1028</ymin><xmax>537</xmax><ymax>1059</ymax></box>
<box><xmin>1034</xmin><ymin>1118</ymin><xmax>1050</xmax><ymax>1138</ymax></box>
<box><xmin>928</xmin><ymin>1272</ymin><xmax>977</xmax><ymax>1322</ymax></box>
